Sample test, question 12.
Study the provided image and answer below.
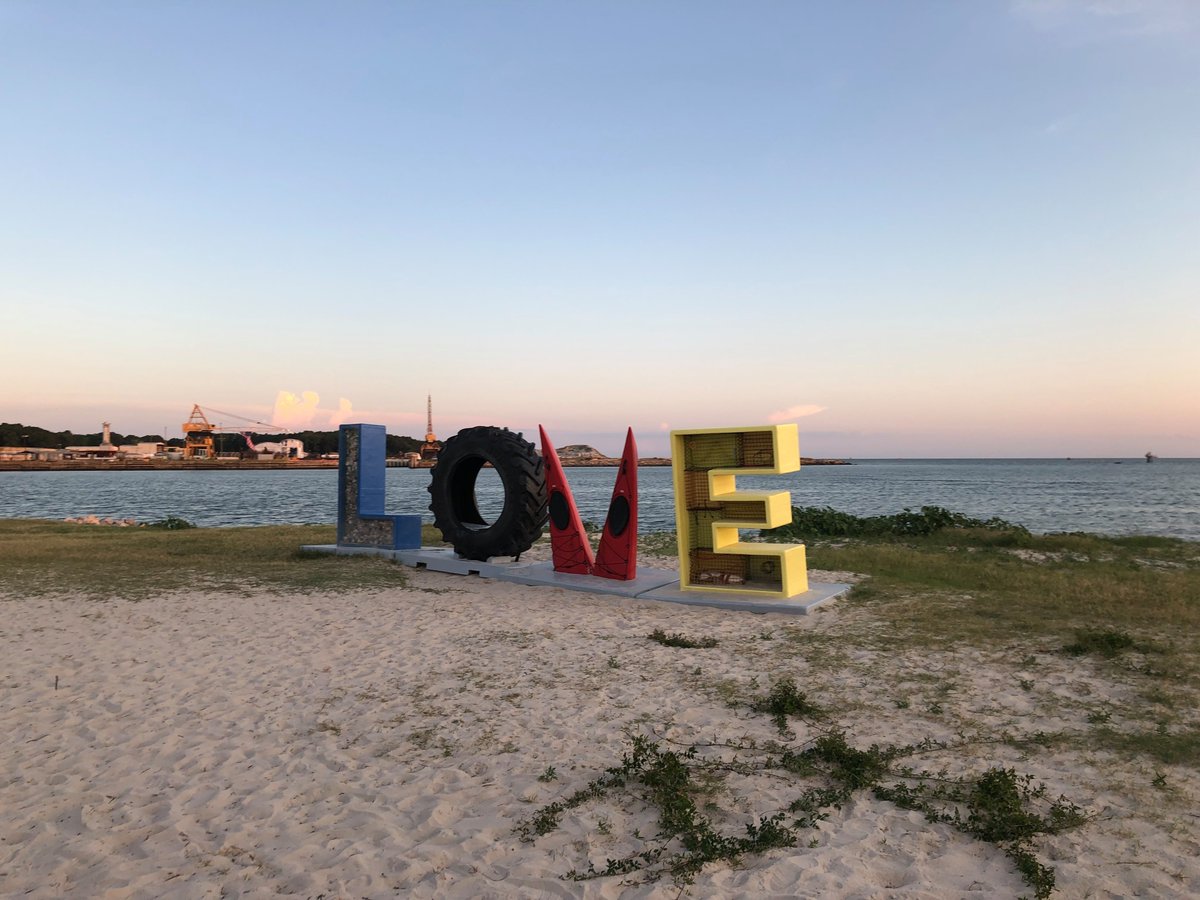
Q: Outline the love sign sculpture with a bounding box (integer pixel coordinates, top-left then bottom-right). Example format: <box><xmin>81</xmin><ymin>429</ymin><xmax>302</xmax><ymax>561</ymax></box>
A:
<box><xmin>336</xmin><ymin>421</ymin><xmax>808</xmax><ymax>599</ymax></box>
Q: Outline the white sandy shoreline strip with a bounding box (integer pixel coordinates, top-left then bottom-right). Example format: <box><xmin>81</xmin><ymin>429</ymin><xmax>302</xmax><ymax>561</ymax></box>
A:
<box><xmin>2</xmin><ymin>567</ymin><xmax>1197</xmax><ymax>898</ymax></box>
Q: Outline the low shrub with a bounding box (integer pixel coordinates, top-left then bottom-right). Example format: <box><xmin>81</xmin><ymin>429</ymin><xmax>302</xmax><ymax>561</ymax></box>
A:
<box><xmin>762</xmin><ymin>505</ymin><xmax>1028</xmax><ymax>540</ymax></box>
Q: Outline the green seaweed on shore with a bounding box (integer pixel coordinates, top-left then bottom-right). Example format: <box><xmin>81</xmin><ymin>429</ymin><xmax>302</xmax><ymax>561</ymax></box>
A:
<box><xmin>646</xmin><ymin>629</ymin><xmax>719</xmax><ymax>650</ymax></box>
<box><xmin>516</xmin><ymin>677</ymin><xmax>1087</xmax><ymax>897</ymax></box>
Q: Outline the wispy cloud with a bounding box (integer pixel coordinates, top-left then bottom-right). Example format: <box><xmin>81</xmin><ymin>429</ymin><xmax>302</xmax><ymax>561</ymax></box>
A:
<box><xmin>767</xmin><ymin>404</ymin><xmax>827</xmax><ymax>423</ymax></box>
<box><xmin>1010</xmin><ymin>0</ymin><xmax>1197</xmax><ymax>38</ymax></box>
<box><xmin>1043</xmin><ymin>113</ymin><xmax>1080</xmax><ymax>135</ymax></box>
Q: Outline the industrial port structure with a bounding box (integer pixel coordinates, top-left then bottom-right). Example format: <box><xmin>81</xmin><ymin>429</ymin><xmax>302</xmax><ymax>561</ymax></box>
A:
<box><xmin>1</xmin><ymin>399</ymin><xmax>439</xmax><ymax>469</ymax></box>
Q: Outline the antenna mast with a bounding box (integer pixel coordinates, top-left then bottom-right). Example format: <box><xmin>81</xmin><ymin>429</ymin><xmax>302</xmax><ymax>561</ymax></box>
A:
<box><xmin>421</xmin><ymin>394</ymin><xmax>440</xmax><ymax>461</ymax></box>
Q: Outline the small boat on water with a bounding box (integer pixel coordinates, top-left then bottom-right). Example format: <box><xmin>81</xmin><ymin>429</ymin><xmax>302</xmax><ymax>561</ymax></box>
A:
<box><xmin>1146</xmin><ymin>451</ymin><xmax>1158</xmax><ymax>463</ymax></box>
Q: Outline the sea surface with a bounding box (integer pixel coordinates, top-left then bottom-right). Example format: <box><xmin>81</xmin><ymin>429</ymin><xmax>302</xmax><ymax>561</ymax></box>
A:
<box><xmin>2</xmin><ymin>459</ymin><xmax>1198</xmax><ymax>540</ymax></box>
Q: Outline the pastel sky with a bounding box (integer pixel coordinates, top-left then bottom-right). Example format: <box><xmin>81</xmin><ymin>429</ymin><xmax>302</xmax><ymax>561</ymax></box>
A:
<box><xmin>2</xmin><ymin>1</ymin><xmax>1197</xmax><ymax>457</ymax></box>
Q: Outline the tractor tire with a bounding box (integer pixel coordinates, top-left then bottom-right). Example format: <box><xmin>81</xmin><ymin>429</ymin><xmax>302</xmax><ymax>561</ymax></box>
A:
<box><xmin>427</xmin><ymin>426</ymin><xmax>548</xmax><ymax>561</ymax></box>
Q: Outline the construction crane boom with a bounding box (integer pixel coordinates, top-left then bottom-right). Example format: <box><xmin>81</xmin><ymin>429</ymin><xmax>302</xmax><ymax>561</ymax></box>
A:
<box><xmin>181</xmin><ymin>404</ymin><xmax>287</xmax><ymax>460</ymax></box>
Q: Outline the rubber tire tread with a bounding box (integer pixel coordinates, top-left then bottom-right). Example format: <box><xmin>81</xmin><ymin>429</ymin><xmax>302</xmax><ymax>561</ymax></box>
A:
<box><xmin>427</xmin><ymin>426</ymin><xmax>548</xmax><ymax>560</ymax></box>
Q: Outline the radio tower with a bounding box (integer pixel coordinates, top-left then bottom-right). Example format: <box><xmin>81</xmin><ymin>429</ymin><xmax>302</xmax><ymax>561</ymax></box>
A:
<box><xmin>421</xmin><ymin>394</ymin><xmax>440</xmax><ymax>461</ymax></box>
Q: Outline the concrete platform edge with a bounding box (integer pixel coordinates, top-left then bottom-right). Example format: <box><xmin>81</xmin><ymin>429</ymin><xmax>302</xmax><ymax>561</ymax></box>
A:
<box><xmin>301</xmin><ymin>545</ymin><xmax>851</xmax><ymax>615</ymax></box>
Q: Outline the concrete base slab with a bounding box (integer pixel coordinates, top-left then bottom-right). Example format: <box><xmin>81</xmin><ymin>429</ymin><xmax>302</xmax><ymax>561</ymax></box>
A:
<box><xmin>487</xmin><ymin>560</ymin><xmax>679</xmax><ymax>599</ymax></box>
<box><xmin>301</xmin><ymin>545</ymin><xmax>542</xmax><ymax>578</ymax></box>
<box><xmin>300</xmin><ymin>545</ymin><xmax>851</xmax><ymax>615</ymax></box>
<box><xmin>395</xmin><ymin>547</ymin><xmax>542</xmax><ymax>578</ymax></box>
<box><xmin>637</xmin><ymin>580</ymin><xmax>851</xmax><ymax>615</ymax></box>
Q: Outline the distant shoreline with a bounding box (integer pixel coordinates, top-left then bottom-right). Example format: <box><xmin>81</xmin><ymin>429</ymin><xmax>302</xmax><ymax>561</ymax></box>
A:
<box><xmin>0</xmin><ymin>456</ymin><xmax>851</xmax><ymax>472</ymax></box>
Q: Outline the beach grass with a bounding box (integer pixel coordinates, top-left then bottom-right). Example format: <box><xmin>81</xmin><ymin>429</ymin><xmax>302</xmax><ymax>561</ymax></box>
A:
<box><xmin>761</xmin><ymin>508</ymin><xmax>1199</xmax><ymax>650</ymax></box>
<box><xmin>789</xmin><ymin>528</ymin><xmax>1200</xmax><ymax>642</ymax></box>
<box><xmin>0</xmin><ymin>518</ymin><xmax>445</xmax><ymax>599</ymax></box>
<box><xmin>794</xmin><ymin>530</ymin><xmax>1200</xmax><ymax>708</ymax></box>
<box><xmin>3</xmin><ymin>518</ymin><xmax>1196</xmax><ymax>644</ymax></box>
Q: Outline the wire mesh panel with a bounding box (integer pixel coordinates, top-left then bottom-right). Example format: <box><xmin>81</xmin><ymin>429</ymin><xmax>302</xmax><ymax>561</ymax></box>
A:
<box><xmin>739</xmin><ymin>431</ymin><xmax>775</xmax><ymax>468</ymax></box>
<box><xmin>683</xmin><ymin>470</ymin><xmax>720</xmax><ymax>510</ymax></box>
<box><xmin>717</xmin><ymin>501</ymin><xmax>767</xmax><ymax>521</ymax></box>
<box><xmin>687</xmin><ymin>511</ymin><xmax>720</xmax><ymax>550</ymax></box>
<box><xmin>683</xmin><ymin>433</ymin><xmax>741</xmax><ymax>470</ymax></box>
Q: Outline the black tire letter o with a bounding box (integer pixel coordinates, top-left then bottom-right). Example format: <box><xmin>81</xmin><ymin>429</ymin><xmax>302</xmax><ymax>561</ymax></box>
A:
<box><xmin>427</xmin><ymin>426</ymin><xmax>548</xmax><ymax>560</ymax></box>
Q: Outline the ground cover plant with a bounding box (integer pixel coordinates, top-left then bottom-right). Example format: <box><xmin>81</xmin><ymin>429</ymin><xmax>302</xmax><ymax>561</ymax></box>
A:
<box><xmin>764</xmin><ymin>505</ymin><xmax>1026</xmax><ymax>539</ymax></box>
<box><xmin>1062</xmin><ymin>628</ymin><xmax>1142</xmax><ymax>657</ymax></box>
<box><xmin>647</xmin><ymin>628</ymin><xmax>719</xmax><ymax>649</ymax></box>
<box><xmin>517</xmin><ymin>677</ymin><xmax>1088</xmax><ymax>898</ymax></box>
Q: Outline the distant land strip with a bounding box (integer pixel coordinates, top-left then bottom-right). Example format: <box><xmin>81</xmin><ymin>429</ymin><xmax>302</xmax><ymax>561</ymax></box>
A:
<box><xmin>0</xmin><ymin>456</ymin><xmax>848</xmax><ymax>472</ymax></box>
<box><xmin>553</xmin><ymin>456</ymin><xmax>849</xmax><ymax>467</ymax></box>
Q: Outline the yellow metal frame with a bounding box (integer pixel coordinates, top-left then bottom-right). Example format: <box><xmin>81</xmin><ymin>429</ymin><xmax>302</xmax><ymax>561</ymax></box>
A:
<box><xmin>671</xmin><ymin>424</ymin><xmax>808</xmax><ymax>598</ymax></box>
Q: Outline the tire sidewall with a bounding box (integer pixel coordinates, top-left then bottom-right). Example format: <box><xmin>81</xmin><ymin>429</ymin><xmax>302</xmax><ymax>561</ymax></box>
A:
<box><xmin>429</xmin><ymin>427</ymin><xmax>547</xmax><ymax>560</ymax></box>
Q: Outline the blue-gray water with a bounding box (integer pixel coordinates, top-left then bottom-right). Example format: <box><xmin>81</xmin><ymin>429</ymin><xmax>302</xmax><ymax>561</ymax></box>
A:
<box><xmin>2</xmin><ymin>459</ymin><xmax>1198</xmax><ymax>540</ymax></box>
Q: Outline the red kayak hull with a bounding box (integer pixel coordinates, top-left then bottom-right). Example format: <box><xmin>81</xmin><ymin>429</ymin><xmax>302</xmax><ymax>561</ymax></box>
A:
<box><xmin>539</xmin><ymin>425</ymin><xmax>594</xmax><ymax>575</ymax></box>
<box><xmin>593</xmin><ymin>428</ymin><xmax>638</xmax><ymax>581</ymax></box>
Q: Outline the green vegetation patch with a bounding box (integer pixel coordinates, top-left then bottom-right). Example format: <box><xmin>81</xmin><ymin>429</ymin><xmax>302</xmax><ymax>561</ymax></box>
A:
<box><xmin>146</xmin><ymin>516</ymin><xmax>197</xmax><ymax>530</ymax></box>
<box><xmin>1062</xmin><ymin>628</ymin><xmax>1143</xmax><ymax>658</ymax></box>
<box><xmin>760</xmin><ymin>510</ymin><xmax>1200</xmax><ymax>649</ymax></box>
<box><xmin>0</xmin><ymin>518</ymin><xmax>447</xmax><ymax>599</ymax></box>
<box><xmin>751</xmin><ymin>675</ymin><xmax>821</xmax><ymax>733</ymax></box>
<box><xmin>645</xmin><ymin>512</ymin><xmax>1197</xmax><ymax>681</ymax></box>
<box><xmin>1093</xmin><ymin>726</ymin><xmax>1200</xmax><ymax>767</ymax></box>
<box><xmin>519</xmin><ymin>678</ymin><xmax>1087</xmax><ymax>898</ymax></box>
<box><xmin>762</xmin><ymin>505</ymin><xmax>1026</xmax><ymax>539</ymax></box>
<box><xmin>647</xmin><ymin>629</ymin><xmax>719</xmax><ymax>649</ymax></box>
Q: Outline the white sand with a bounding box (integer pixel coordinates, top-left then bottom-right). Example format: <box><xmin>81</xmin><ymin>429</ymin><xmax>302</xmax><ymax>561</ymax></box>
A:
<box><xmin>2</xmin><ymin>556</ymin><xmax>1198</xmax><ymax>898</ymax></box>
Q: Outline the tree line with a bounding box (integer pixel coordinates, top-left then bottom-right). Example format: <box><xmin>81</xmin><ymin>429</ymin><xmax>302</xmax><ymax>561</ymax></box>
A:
<box><xmin>0</xmin><ymin>423</ymin><xmax>425</xmax><ymax>456</ymax></box>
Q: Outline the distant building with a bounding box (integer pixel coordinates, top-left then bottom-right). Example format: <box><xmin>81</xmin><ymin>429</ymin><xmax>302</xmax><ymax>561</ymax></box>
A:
<box><xmin>117</xmin><ymin>442</ymin><xmax>167</xmax><ymax>459</ymax></box>
<box><xmin>64</xmin><ymin>444</ymin><xmax>119</xmax><ymax>459</ymax></box>
<box><xmin>251</xmin><ymin>439</ymin><xmax>305</xmax><ymax>459</ymax></box>
<box><xmin>65</xmin><ymin>422</ymin><xmax>120</xmax><ymax>459</ymax></box>
<box><xmin>0</xmin><ymin>447</ymin><xmax>63</xmax><ymax>461</ymax></box>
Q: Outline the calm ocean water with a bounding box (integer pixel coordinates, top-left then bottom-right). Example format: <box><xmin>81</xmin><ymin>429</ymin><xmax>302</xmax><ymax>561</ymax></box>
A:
<box><xmin>1</xmin><ymin>459</ymin><xmax>1198</xmax><ymax>540</ymax></box>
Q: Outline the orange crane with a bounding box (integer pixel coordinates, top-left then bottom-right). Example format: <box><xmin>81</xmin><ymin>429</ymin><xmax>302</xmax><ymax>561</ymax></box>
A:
<box><xmin>181</xmin><ymin>404</ymin><xmax>286</xmax><ymax>459</ymax></box>
<box><xmin>182</xmin><ymin>405</ymin><xmax>217</xmax><ymax>459</ymax></box>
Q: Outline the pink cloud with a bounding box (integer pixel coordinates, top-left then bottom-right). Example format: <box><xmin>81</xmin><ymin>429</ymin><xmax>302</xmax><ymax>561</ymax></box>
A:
<box><xmin>767</xmin><ymin>404</ymin><xmax>827</xmax><ymax>423</ymax></box>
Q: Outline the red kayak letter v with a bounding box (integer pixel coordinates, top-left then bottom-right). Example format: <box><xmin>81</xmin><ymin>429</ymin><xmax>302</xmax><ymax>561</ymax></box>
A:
<box><xmin>538</xmin><ymin>426</ymin><xmax>639</xmax><ymax>581</ymax></box>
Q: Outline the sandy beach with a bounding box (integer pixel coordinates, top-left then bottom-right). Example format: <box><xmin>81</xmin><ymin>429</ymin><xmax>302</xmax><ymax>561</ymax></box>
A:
<box><xmin>3</xmin><ymin>545</ymin><xmax>1198</xmax><ymax>898</ymax></box>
